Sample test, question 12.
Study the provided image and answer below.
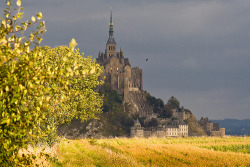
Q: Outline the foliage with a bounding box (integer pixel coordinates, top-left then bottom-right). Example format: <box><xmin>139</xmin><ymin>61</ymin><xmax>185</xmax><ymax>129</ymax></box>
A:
<box><xmin>98</xmin><ymin>83</ymin><xmax>132</xmax><ymax>136</ymax></box>
<box><xmin>53</xmin><ymin>137</ymin><xmax>250</xmax><ymax>166</ymax></box>
<box><xmin>146</xmin><ymin>94</ymin><xmax>164</xmax><ymax>113</ymax></box>
<box><xmin>100</xmin><ymin>111</ymin><xmax>134</xmax><ymax>137</ymax></box>
<box><xmin>58</xmin><ymin>83</ymin><xmax>134</xmax><ymax>138</ymax></box>
<box><xmin>157</xmin><ymin>104</ymin><xmax>173</xmax><ymax>118</ymax></box>
<box><xmin>0</xmin><ymin>1</ymin><xmax>46</xmax><ymax>165</ymax></box>
<box><xmin>145</xmin><ymin>118</ymin><xmax>158</xmax><ymax>127</ymax></box>
<box><xmin>98</xmin><ymin>83</ymin><xmax>133</xmax><ymax>135</ymax></box>
<box><xmin>0</xmin><ymin>1</ymin><xmax>103</xmax><ymax>165</ymax></box>
<box><xmin>132</xmin><ymin>114</ymin><xmax>146</xmax><ymax>127</ymax></box>
<box><xmin>184</xmin><ymin>111</ymin><xmax>207</xmax><ymax>136</ymax></box>
<box><xmin>99</xmin><ymin>83</ymin><xmax>123</xmax><ymax>113</ymax></box>
<box><xmin>37</xmin><ymin>45</ymin><xmax>103</xmax><ymax>145</ymax></box>
<box><xmin>167</xmin><ymin>96</ymin><xmax>180</xmax><ymax>109</ymax></box>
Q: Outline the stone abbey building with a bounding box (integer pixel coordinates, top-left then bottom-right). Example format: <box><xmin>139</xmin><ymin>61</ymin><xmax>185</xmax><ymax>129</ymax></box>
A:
<box><xmin>130</xmin><ymin>119</ymin><xmax>188</xmax><ymax>138</ymax></box>
<box><xmin>95</xmin><ymin>9</ymin><xmax>191</xmax><ymax>138</ymax></box>
<box><xmin>96</xmin><ymin>9</ymin><xmax>143</xmax><ymax>102</ymax></box>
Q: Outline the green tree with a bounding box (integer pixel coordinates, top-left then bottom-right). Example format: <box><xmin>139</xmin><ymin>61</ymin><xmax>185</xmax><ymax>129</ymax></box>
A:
<box><xmin>99</xmin><ymin>83</ymin><xmax>123</xmax><ymax>113</ymax></box>
<box><xmin>146</xmin><ymin>94</ymin><xmax>164</xmax><ymax>113</ymax></box>
<box><xmin>37</xmin><ymin>44</ymin><xmax>103</xmax><ymax>145</ymax></box>
<box><xmin>145</xmin><ymin>118</ymin><xmax>158</xmax><ymax>127</ymax></box>
<box><xmin>0</xmin><ymin>1</ymin><xmax>103</xmax><ymax>165</ymax></box>
<box><xmin>167</xmin><ymin>96</ymin><xmax>180</xmax><ymax>109</ymax></box>
<box><xmin>162</xmin><ymin>104</ymin><xmax>173</xmax><ymax>118</ymax></box>
<box><xmin>0</xmin><ymin>1</ymin><xmax>46</xmax><ymax>165</ymax></box>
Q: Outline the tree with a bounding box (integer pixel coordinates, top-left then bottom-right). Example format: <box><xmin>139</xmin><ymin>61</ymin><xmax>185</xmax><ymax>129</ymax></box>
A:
<box><xmin>167</xmin><ymin>96</ymin><xmax>180</xmax><ymax>109</ymax></box>
<box><xmin>0</xmin><ymin>1</ymin><xmax>46</xmax><ymax>165</ymax></box>
<box><xmin>156</xmin><ymin>98</ymin><xmax>164</xmax><ymax>108</ymax></box>
<box><xmin>146</xmin><ymin>94</ymin><xmax>164</xmax><ymax>113</ymax></box>
<box><xmin>38</xmin><ymin>44</ymin><xmax>103</xmax><ymax>145</ymax></box>
<box><xmin>162</xmin><ymin>104</ymin><xmax>173</xmax><ymax>118</ymax></box>
<box><xmin>145</xmin><ymin>118</ymin><xmax>158</xmax><ymax>127</ymax></box>
<box><xmin>0</xmin><ymin>1</ymin><xmax>103</xmax><ymax>165</ymax></box>
<box><xmin>99</xmin><ymin>83</ymin><xmax>123</xmax><ymax>113</ymax></box>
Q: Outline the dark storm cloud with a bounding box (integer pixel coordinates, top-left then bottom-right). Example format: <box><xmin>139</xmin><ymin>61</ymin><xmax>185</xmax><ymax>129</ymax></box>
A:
<box><xmin>6</xmin><ymin>0</ymin><xmax>250</xmax><ymax>119</ymax></box>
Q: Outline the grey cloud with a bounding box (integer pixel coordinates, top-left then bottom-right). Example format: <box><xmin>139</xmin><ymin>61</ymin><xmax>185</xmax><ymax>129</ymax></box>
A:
<box><xmin>4</xmin><ymin>0</ymin><xmax>250</xmax><ymax>119</ymax></box>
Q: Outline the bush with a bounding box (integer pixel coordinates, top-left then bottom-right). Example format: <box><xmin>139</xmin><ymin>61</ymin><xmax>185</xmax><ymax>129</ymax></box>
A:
<box><xmin>0</xmin><ymin>1</ymin><xmax>103</xmax><ymax>165</ymax></box>
<box><xmin>145</xmin><ymin>118</ymin><xmax>158</xmax><ymax>127</ymax></box>
<box><xmin>146</xmin><ymin>94</ymin><xmax>164</xmax><ymax>113</ymax></box>
<box><xmin>99</xmin><ymin>83</ymin><xmax>124</xmax><ymax>113</ymax></box>
<box><xmin>167</xmin><ymin>96</ymin><xmax>180</xmax><ymax>109</ymax></box>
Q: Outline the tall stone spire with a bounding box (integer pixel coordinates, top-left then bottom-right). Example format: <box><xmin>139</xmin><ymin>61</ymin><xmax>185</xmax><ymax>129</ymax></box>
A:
<box><xmin>107</xmin><ymin>6</ymin><xmax>116</xmax><ymax>44</ymax></box>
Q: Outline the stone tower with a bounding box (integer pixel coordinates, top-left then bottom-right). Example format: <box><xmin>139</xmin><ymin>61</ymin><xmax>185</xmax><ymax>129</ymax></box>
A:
<box><xmin>106</xmin><ymin>8</ymin><xmax>117</xmax><ymax>58</ymax></box>
<box><xmin>96</xmin><ymin>8</ymin><xmax>143</xmax><ymax>102</ymax></box>
<box><xmin>130</xmin><ymin>119</ymin><xmax>144</xmax><ymax>137</ymax></box>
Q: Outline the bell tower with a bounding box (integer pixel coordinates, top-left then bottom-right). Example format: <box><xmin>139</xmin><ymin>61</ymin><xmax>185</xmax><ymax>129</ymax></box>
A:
<box><xmin>106</xmin><ymin>6</ymin><xmax>117</xmax><ymax>59</ymax></box>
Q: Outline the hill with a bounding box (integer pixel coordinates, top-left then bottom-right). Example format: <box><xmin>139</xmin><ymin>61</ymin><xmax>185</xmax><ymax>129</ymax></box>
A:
<box><xmin>212</xmin><ymin>119</ymin><xmax>250</xmax><ymax>136</ymax></box>
<box><xmin>58</xmin><ymin>84</ymin><xmax>206</xmax><ymax>138</ymax></box>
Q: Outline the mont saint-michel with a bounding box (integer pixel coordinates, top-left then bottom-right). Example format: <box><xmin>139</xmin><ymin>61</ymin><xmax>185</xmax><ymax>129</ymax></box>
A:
<box><xmin>58</xmin><ymin>9</ymin><xmax>225</xmax><ymax>139</ymax></box>
<box><xmin>0</xmin><ymin>0</ymin><xmax>250</xmax><ymax>167</ymax></box>
<box><xmin>3</xmin><ymin>2</ymin><xmax>250</xmax><ymax>166</ymax></box>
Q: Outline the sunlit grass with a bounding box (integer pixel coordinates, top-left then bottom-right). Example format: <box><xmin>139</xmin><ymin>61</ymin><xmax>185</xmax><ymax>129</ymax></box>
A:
<box><xmin>200</xmin><ymin>144</ymin><xmax>250</xmax><ymax>154</ymax></box>
<box><xmin>52</xmin><ymin>137</ymin><xmax>250</xmax><ymax>166</ymax></box>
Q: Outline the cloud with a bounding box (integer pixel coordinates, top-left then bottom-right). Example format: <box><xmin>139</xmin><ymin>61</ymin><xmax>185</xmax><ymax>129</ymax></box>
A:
<box><xmin>8</xmin><ymin>0</ymin><xmax>250</xmax><ymax>119</ymax></box>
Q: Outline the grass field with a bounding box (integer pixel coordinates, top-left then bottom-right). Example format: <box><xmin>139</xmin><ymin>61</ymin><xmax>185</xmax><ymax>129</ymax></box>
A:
<box><xmin>51</xmin><ymin>137</ymin><xmax>250</xmax><ymax>167</ymax></box>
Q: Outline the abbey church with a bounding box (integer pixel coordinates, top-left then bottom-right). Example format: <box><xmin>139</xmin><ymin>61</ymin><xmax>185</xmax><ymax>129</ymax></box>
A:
<box><xmin>96</xmin><ymin>10</ymin><xmax>143</xmax><ymax>102</ymax></box>
<box><xmin>58</xmin><ymin>9</ymin><xmax>227</xmax><ymax>139</ymax></box>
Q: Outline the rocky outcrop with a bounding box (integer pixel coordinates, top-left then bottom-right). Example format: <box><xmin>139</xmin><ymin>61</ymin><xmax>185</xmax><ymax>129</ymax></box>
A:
<box><xmin>184</xmin><ymin>110</ymin><xmax>207</xmax><ymax>136</ymax></box>
<box><xmin>127</xmin><ymin>90</ymin><xmax>153</xmax><ymax>116</ymax></box>
<box><xmin>58</xmin><ymin>119</ymin><xmax>104</xmax><ymax>139</ymax></box>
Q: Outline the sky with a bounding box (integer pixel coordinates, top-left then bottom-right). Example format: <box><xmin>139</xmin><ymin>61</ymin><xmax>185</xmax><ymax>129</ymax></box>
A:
<box><xmin>3</xmin><ymin>0</ymin><xmax>250</xmax><ymax>119</ymax></box>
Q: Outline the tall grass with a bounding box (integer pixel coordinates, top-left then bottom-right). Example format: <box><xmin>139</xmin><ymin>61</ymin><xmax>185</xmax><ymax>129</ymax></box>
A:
<box><xmin>52</xmin><ymin>137</ymin><xmax>250</xmax><ymax>166</ymax></box>
<box><xmin>200</xmin><ymin>144</ymin><xmax>250</xmax><ymax>154</ymax></box>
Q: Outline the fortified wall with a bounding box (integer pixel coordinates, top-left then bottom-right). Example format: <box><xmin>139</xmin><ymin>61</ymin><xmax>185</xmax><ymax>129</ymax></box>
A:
<box><xmin>130</xmin><ymin>119</ymin><xmax>188</xmax><ymax>138</ymax></box>
<box><xmin>199</xmin><ymin>117</ymin><xmax>225</xmax><ymax>137</ymax></box>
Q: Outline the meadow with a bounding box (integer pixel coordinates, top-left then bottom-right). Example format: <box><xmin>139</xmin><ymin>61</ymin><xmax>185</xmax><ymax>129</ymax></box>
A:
<box><xmin>51</xmin><ymin>136</ymin><xmax>250</xmax><ymax>167</ymax></box>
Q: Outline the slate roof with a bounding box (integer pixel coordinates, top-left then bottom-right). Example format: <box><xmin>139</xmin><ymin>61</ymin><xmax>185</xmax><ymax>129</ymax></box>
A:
<box><xmin>107</xmin><ymin>36</ymin><xmax>116</xmax><ymax>44</ymax></box>
<box><xmin>124</xmin><ymin>58</ymin><xmax>130</xmax><ymax>66</ymax></box>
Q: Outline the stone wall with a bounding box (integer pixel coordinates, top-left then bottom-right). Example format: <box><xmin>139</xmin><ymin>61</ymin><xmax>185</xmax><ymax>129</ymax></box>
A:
<box><xmin>130</xmin><ymin>121</ymin><xmax>188</xmax><ymax>138</ymax></box>
<box><xmin>199</xmin><ymin>117</ymin><xmax>226</xmax><ymax>137</ymax></box>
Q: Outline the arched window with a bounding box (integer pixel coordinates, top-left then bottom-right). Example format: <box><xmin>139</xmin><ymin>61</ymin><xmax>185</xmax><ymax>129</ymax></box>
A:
<box><xmin>111</xmin><ymin>68</ymin><xmax>112</xmax><ymax>73</ymax></box>
<box><xmin>117</xmin><ymin>68</ymin><xmax>118</xmax><ymax>72</ymax></box>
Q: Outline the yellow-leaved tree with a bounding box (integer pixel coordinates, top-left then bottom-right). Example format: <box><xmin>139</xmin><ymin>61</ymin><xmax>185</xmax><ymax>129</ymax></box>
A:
<box><xmin>38</xmin><ymin>45</ymin><xmax>103</xmax><ymax>146</ymax></box>
<box><xmin>0</xmin><ymin>0</ymin><xmax>103</xmax><ymax>166</ymax></box>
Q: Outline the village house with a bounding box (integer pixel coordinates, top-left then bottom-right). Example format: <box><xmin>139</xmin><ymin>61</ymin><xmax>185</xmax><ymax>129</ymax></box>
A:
<box><xmin>130</xmin><ymin>119</ymin><xmax>188</xmax><ymax>138</ymax></box>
